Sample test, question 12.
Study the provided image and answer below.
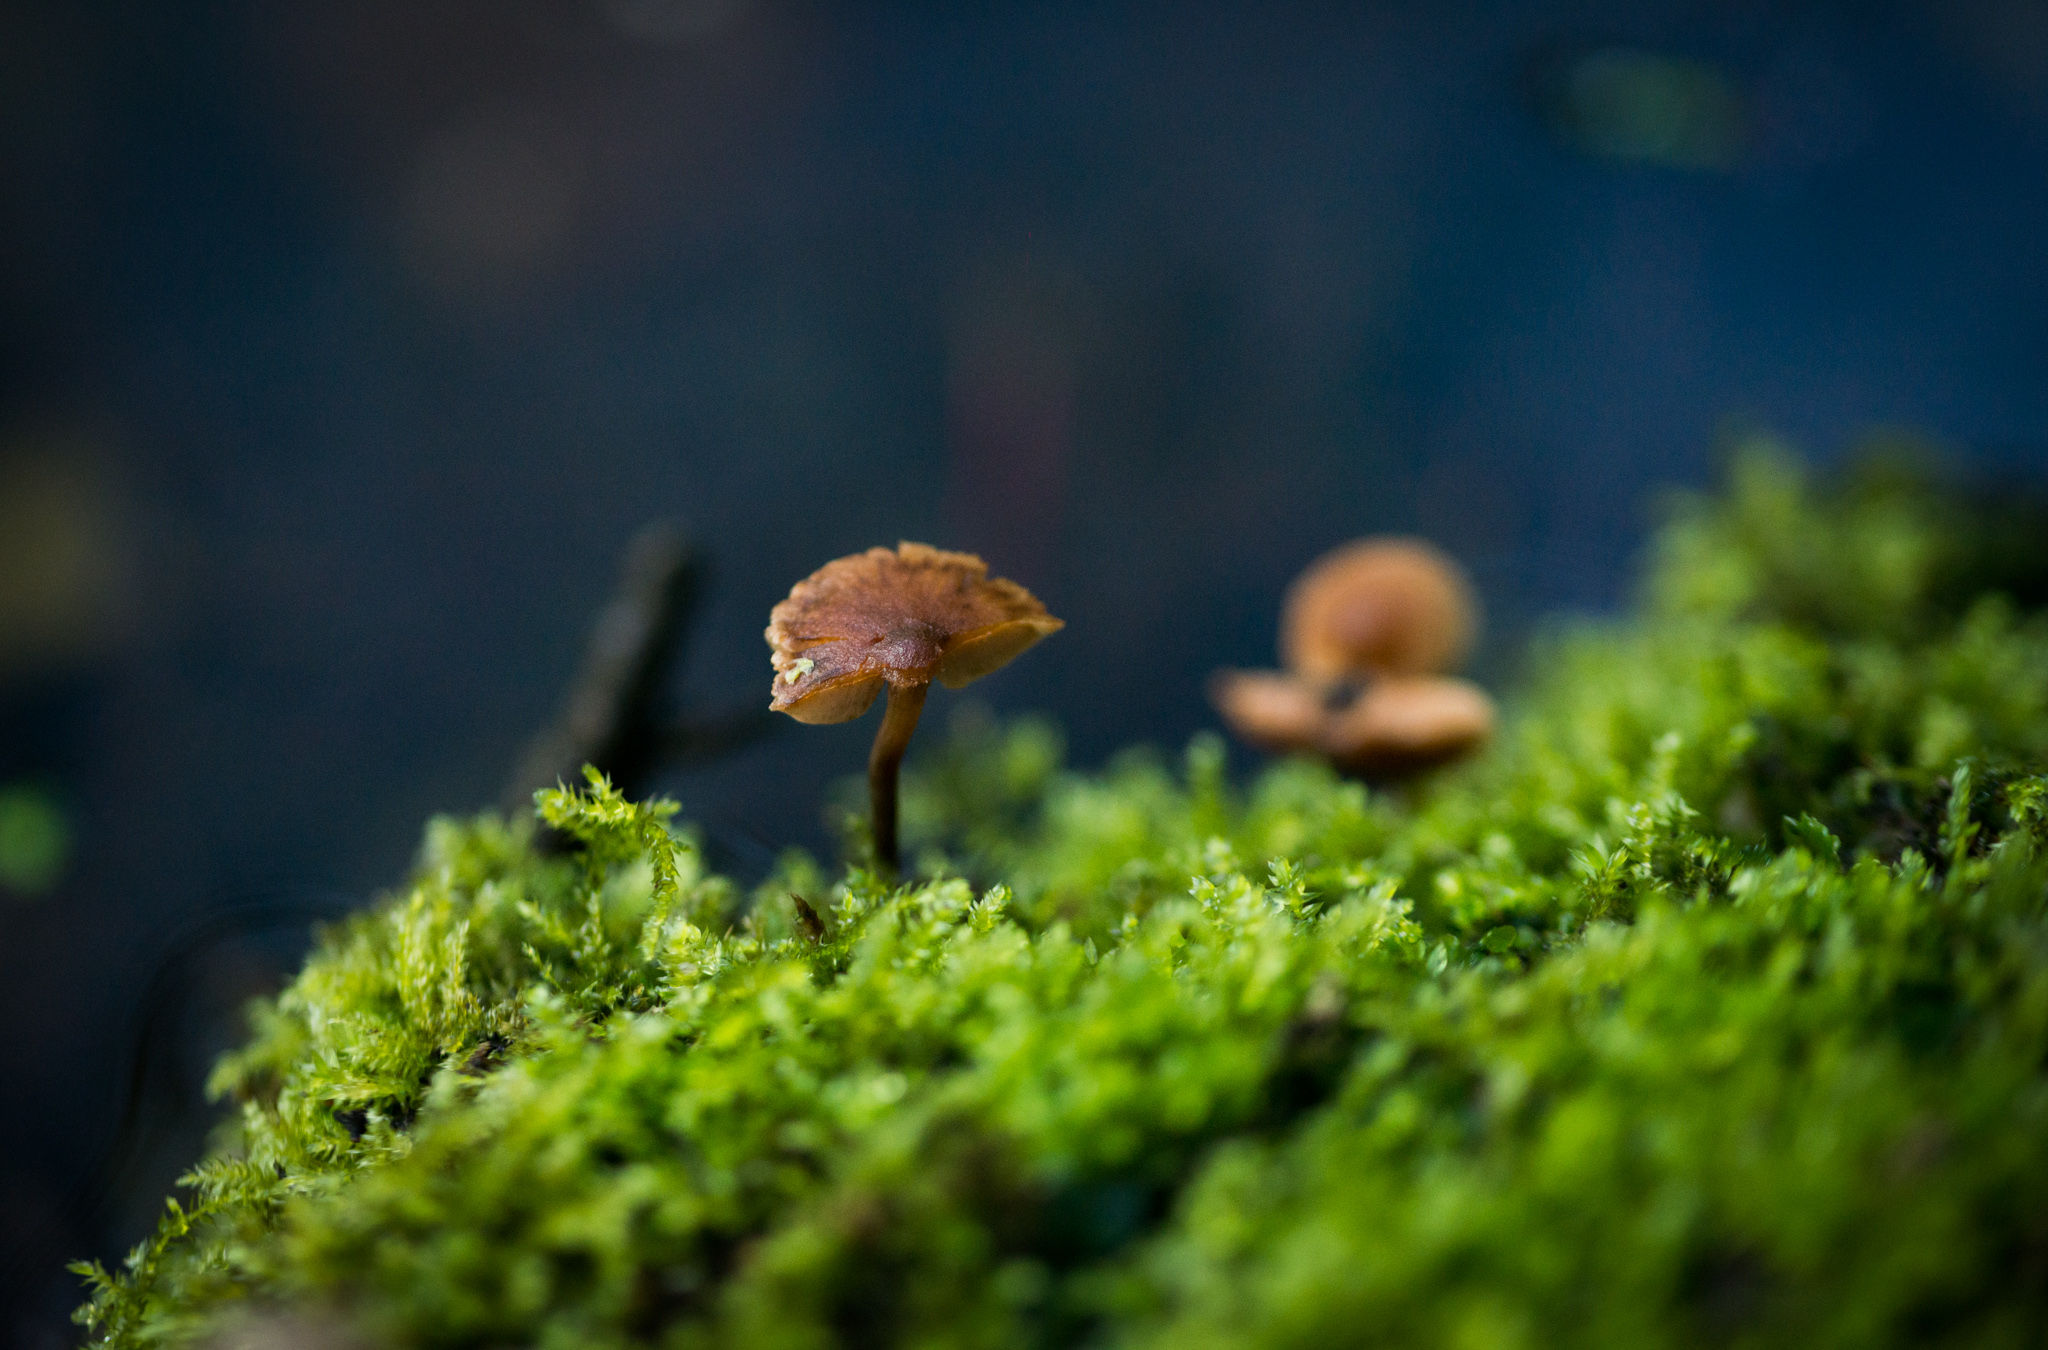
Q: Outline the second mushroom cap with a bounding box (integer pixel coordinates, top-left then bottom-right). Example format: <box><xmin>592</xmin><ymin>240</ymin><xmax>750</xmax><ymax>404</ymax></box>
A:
<box><xmin>1281</xmin><ymin>537</ymin><xmax>1478</xmax><ymax>682</ymax></box>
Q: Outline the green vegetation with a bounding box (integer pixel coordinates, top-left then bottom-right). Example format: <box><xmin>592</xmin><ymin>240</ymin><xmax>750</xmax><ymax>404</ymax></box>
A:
<box><xmin>74</xmin><ymin>443</ymin><xmax>2048</xmax><ymax>1348</ymax></box>
<box><xmin>0</xmin><ymin>781</ymin><xmax>70</xmax><ymax>896</ymax></box>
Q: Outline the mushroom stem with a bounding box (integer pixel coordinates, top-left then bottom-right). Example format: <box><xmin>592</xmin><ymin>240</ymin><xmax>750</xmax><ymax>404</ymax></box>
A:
<box><xmin>866</xmin><ymin>680</ymin><xmax>929</xmax><ymax>875</ymax></box>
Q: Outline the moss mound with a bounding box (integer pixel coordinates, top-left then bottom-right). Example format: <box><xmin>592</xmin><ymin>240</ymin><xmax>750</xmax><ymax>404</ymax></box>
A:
<box><xmin>75</xmin><ymin>446</ymin><xmax>2048</xmax><ymax>1348</ymax></box>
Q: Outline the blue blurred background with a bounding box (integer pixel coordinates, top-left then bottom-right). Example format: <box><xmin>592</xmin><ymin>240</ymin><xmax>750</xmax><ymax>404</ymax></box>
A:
<box><xmin>3</xmin><ymin>0</ymin><xmax>2046</xmax><ymax>1342</ymax></box>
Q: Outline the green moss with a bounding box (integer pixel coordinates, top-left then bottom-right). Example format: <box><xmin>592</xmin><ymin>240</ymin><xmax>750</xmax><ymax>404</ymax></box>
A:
<box><xmin>75</xmin><ymin>443</ymin><xmax>2048</xmax><ymax>1348</ymax></box>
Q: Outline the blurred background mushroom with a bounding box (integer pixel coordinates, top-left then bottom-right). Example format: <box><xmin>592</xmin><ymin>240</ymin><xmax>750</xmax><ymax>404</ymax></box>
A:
<box><xmin>1280</xmin><ymin>538</ymin><xmax>1479</xmax><ymax>684</ymax></box>
<box><xmin>1318</xmin><ymin>675</ymin><xmax>1497</xmax><ymax>777</ymax></box>
<box><xmin>1212</xmin><ymin>536</ymin><xmax>1495</xmax><ymax>778</ymax></box>
<box><xmin>1206</xmin><ymin>670</ymin><xmax>1326</xmax><ymax>760</ymax></box>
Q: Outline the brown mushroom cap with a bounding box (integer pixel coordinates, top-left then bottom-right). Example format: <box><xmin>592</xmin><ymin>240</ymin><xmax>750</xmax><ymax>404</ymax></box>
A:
<box><xmin>766</xmin><ymin>541</ymin><xmax>1064</xmax><ymax>725</ymax></box>
<box><xmin>1319</xmin><ymin>675</ymin><xmax>1495</xmax><ymax>775</ymax></box>
<box><xmin>1208</xmin><ymin>669</ymin><xmax>1327</xmax><ymax>754</ymax></box>
<box><xmin>1280</xmin><ymin>538</ymin><xmax>1479</xmax><ymax>682</ymax></box>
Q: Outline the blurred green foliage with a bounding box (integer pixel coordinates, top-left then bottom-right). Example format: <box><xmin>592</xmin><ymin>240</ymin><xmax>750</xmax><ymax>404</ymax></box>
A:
<box><xmin>74</xmin><ymin>443</ymin><xmax>2048</xmax><ymax>1348</ymax></box>
<box><xmin>1533</xmin><ymin>47</ymin><xmax>1749</xmax><ymax>171</ymax></box>
<box><xmin>0</xmin><ymin>781</ymin><xmax>70</xmax><ymax>895</ymax></box>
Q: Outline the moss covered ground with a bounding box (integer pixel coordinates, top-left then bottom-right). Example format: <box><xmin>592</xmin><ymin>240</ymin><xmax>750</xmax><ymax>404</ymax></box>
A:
<box><xmin>74</xmin><ymin>446</ymin><xmax>2048</xmax><ymax>1348</ymax></box>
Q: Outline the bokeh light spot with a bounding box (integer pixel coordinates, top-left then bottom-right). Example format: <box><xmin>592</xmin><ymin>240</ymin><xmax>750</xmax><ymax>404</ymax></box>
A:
<box><xmin>0</xmin><ymin>439</ymin><xmax>127</xmax><ymax>675</ymax></box>
<box><xmin>1533</xmin><ymin>46</ymin><xmax>1749</xmax><ymax>171</ymax></box>
<box><xmin>0</xmin><ymin>782</ymin><xmax>70</xmax><ymax>897</ymax></box>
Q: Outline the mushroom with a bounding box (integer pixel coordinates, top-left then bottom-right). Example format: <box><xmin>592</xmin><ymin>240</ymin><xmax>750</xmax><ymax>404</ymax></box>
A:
<box><xmin>1318</xmin><ymin>675</ymin><xmax>1496</xmax><ymax>776</ymax></box>
<box><xmin>1208</xmin><ymin>670</ymin><xmax>1495</xmax><ymax>777</ymax></box>
<box><xmin>1281</xmin><ymin>537</ymin><xmax>1477</xmax><ymax>684</ymax></box>
<box><xmin>766</xmin><ymin>542</ymin><xmax>1063</xmax><ymax>873</ymax></box>
<box><xmin>1211</xmin><ymin>536</ymin><xmax>1494</xmax><ymax>779</ymax></box>
<box><xmin>1206</xmin><ymin>669</ymin><xmax>1326</xmax><ymax>755</ymax></box>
